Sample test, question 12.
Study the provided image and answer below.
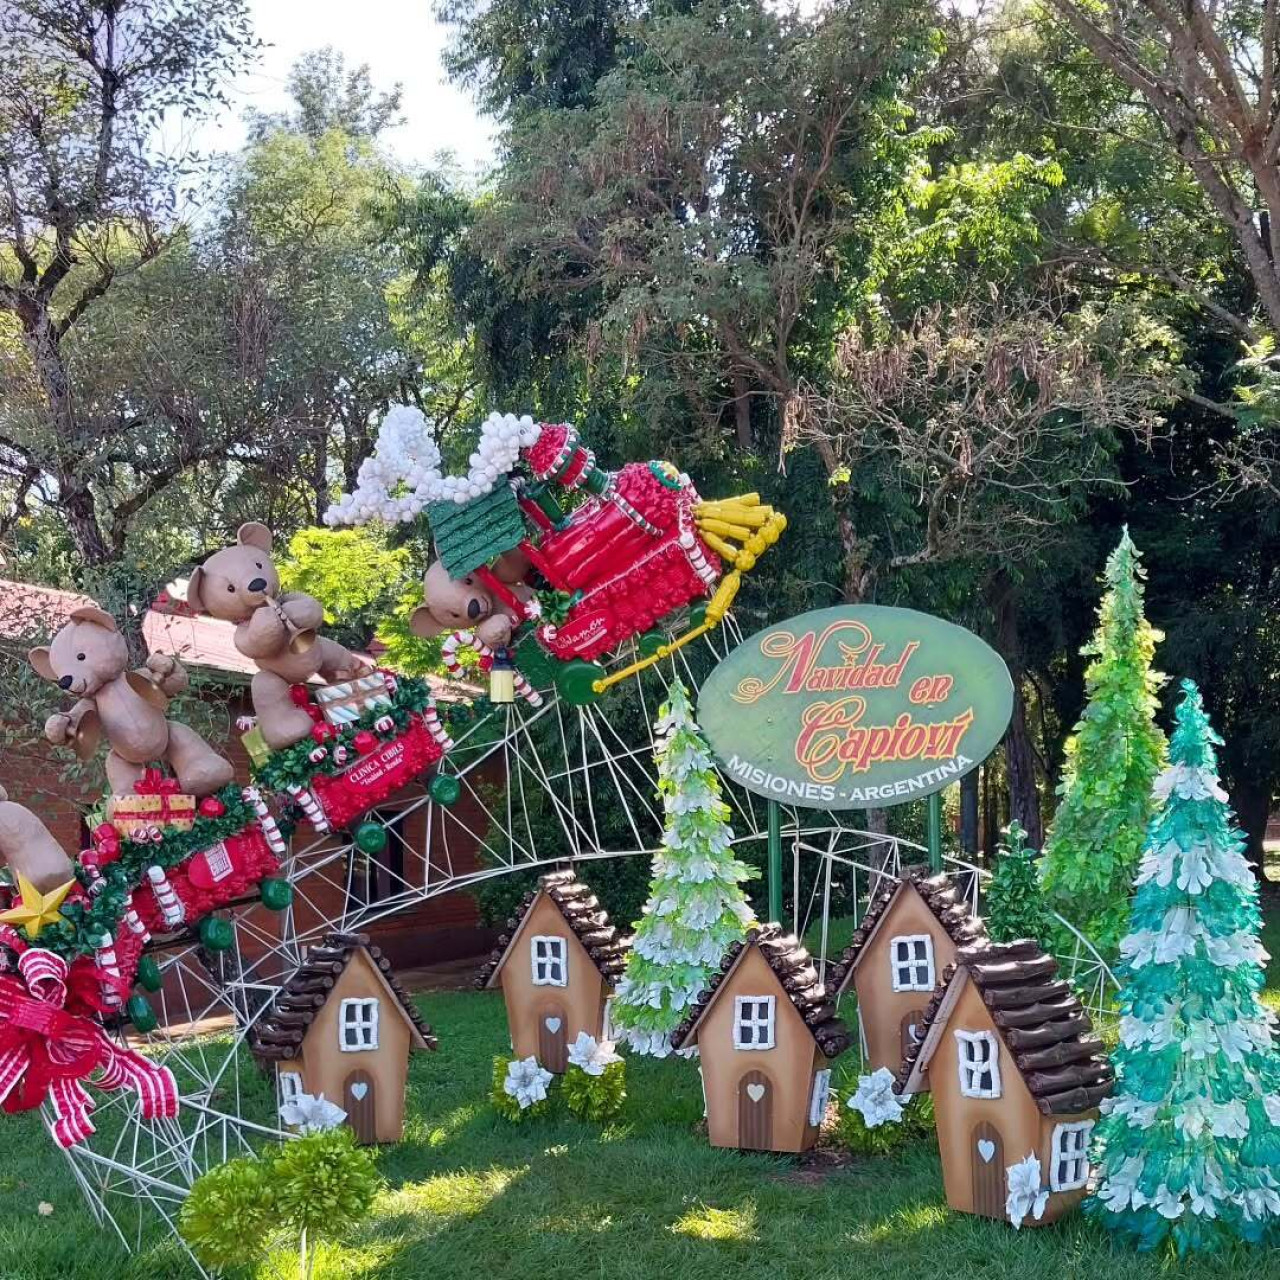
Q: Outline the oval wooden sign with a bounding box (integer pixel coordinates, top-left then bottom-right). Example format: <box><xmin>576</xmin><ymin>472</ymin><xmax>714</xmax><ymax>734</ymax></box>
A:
<box><xmin>697</xmin><ymin>605</ymin><xmax>1013</xmax><ymax>810</ymax></box>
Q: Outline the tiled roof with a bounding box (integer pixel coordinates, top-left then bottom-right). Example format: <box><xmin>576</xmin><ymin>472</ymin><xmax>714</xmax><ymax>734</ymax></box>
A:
<box><xmin>427</xmin><ymin>485</ymin><xmax>526</xmax><ymax>578</ymax></box>
<box><xmin>477</xmin><ymin>869</ymin><xmax>628</xmax><ymax>988</ymax></box>
<box><xmin>672</xmin><ymin>924</ymin><xmax>853</xmax><ymax>1060</ymax></box>
<box><xmin>252</xmin><ymin>932</ymin><xmax>436</xmax><ymax>1060</ymax></box>
<box><xmin>826</xmin><ymin>866</ymin><xmax>986</xmax><ymax>997</ymax></box>
<box><xmin>0</xmin><ymin>579</ymin><xmax>96</xmax><ymax>638</ymax></box>
<box><xmin>895</xmin><ymin>938</ymin><xmax>1114</xmax><ymax>1115</ymax></box>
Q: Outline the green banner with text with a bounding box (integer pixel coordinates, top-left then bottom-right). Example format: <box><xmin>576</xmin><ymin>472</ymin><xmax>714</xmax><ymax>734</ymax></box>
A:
<box><xmin>698</xmin><ymin>605</ymin><xmax>1014</xmax><ymax>810</ymax></box>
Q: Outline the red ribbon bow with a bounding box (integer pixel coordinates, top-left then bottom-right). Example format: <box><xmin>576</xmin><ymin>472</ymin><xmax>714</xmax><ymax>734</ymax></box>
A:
<box><xmin>0</xmin><ymin>950</ymin><xmax>178</xmax><ymax>1148</ymax></box>
<box><xmin>136</xmin><ymin>767</ymin><xmax>181</xmax><ymax>796</ymax></box>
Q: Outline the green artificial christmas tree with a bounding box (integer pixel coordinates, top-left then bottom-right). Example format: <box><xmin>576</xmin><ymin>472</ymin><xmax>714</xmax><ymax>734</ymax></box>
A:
<box><xmin>984</xmin><ymin>820</ymin><xmax>1054</xmax><ymax>945</ymax></box>
<box><xmin>1041</xmin><ymin>529</ymin><xmax>1166</xmax><ymax>953</ymax></box>
<box><xmin>610</xmin><ymin>682</ymin><xmax>756</xmax><ymax>1057</ymax></box>
<box><xmin>1088</xmin><ymin>681</ymin><xmax>1280</xmax><ymax>1254</ymax></box>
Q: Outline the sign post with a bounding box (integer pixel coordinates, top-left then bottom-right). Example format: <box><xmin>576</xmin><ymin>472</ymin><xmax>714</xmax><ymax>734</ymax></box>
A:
<box><xmin>696</xmin><ymin>605</ymin><xmax>1014</xmax><ymax>906</ymax></box>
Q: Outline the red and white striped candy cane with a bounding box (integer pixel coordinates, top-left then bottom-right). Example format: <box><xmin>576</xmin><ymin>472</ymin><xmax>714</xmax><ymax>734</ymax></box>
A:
<box><xmin>146</xmin><ymin>866</ymin><xmax>186</xmax><ymax>929</ymax></box>
<box><xmin>287</xmin><ymin>784</ymin><xmax>330</xmax><ymax>833</ymax></box>
<box><xmin>243</xmin><ymin>787</ymin><xmax>288</xmax><ymax>855</ymax></box>
<box><xmin>442</xmin><ymin>630</ymin><xmax>543</xmax><ymax>707</ymax></box>
<box><xmin>93</xmin><ymin>933</ymin><xmax>122</xmax><ymax>1007</ymax></box>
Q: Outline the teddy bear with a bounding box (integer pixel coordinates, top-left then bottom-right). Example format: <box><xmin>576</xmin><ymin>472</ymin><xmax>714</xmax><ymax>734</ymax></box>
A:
<box><xmin>409</xmin><ymin>549</ymin><xmax>534</xmax><ymax>648</ymax></box>
<box><xmin>185</xmin><ymin>522</ymin><xmax>372</xmax><ymax>750</ymax></box>
<box><xmin>29</xmin><ymin>605</ymin><xmax>235</xmax><ymax>798</ymax></box>
<box><xmin>0</xmin><ymin>786</ymin><xmax>76</xmax><ymax>894</ymax></box>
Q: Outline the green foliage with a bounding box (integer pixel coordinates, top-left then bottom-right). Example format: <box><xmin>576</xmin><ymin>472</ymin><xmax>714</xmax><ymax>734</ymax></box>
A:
<box><xmin>278</xmin><ymin>526</ymin><xmax>415</xmax><ymax>635</ymax></box>
<box><xmin>490</xmin><ymin>1055</ymin><xmax>553</xmax><ymax>1122</ymax></box>
<box><xmin>178</xmin><ymin>1155</ymin><xmax>274</xmax><ymax>1269</ymax></box>
<box><xmin>834</xmin><ymin>1092</ymin><xmax>935</xmax><ymax>1157</ymax></box>
<box><xmin>984</xmin><ymin>820</ymin><xmax>1054</xmax><ymax>946</ymax></box>
<box><xmin>1041</xmin><ymin>530</ymin><xmax>1167</xmax><ymax>954</ymax></box>
<box><xmin>1088</xmin><ymin>682</ymin><xmax>1280</xmax><ymax>1254</ymax></box>
<box><xmin>562</xmin><ymin>1060</ymin><xmax>626</xmax><ymax>1123</ymax></box>
<box><xmin>269</xmin><ymin>1129</ymin><xmax>382</xmax><ymax>1240</ymax></box>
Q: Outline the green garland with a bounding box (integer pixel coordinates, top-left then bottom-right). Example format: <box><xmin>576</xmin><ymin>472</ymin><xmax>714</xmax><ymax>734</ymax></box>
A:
<box><xmin>35</xmin><ymin>782</ymin><xmax>257</xmax><ymax>963</ymax></box>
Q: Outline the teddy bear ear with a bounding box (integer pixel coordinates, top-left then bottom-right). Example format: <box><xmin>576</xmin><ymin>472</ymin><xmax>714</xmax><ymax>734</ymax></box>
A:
<box><xmin>409</xmin><ymin>605</ymin><xmax>447</xmax><ymax>639</ymax></box>
<box><xmin>237</xmin><ymin>522</ymin><xmax>273</xmax><ymax>552</ymax></box>
<box><xmin>68</xmin><ymin>605</ymin><xmax>117</xmax><ymax>632</ymax></box>
<box><xmin>28</xmin><ymin>647</ymin><xmax>55</xmax><ymax>681</ymax></box>
<box><xmin>185</xmin><ymin>566</ymin><xmax>206</xmax><ymax>614</ymax></box>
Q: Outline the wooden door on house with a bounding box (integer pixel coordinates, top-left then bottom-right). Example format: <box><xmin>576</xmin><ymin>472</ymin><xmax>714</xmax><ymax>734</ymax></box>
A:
<box><xmin>737</xmin><ymin>1070</ymin><xmax>773</xmax><ymax>1150</ymax></box>
<box><xmin>344</xmin><ymin>1068</ymin><xmax>377</xmax><ymax>1144</ymax></box>
<box><xmin>971</xmin><ymin>1120</ymin><xmax>1003</xmax><ymax>1218</ymax></box>
<box><xmin>538</xmin><ymin>1002</ymin><xmax>568</xmax><ymax>1072</ymax></box>
<box><xmin>900</xmin><ymin>1010</ymin><xmax>925</xmax><ymax>1061</ymax></box>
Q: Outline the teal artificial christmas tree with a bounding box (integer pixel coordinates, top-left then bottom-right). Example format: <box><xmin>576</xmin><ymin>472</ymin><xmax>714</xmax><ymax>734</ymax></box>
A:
<box><xmin>1041</xmin><ymin>529</ymin><xmax>1166</xmax><ymax>954</ymax></box>
<box><xmin>1088</xmin><ymin>681</ymin><xmax>1280</xmax><ymax>1253</ymax></box>
<box><xmin>984</xmin><ymin>820</ymin><xmax>1054</xmax><ymax>946</ymax></box>
<box><xmin>609</xmin><ymin>682</ymin><xmax>756</xmax><ymax>1057</ymax></box>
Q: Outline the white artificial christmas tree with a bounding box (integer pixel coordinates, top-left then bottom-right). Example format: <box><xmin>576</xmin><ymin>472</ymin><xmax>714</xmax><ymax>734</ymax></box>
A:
<box><xmin>609</xmin><ymin>682</ymin><xmax>756</xmax><ymax>1056</ymax></box>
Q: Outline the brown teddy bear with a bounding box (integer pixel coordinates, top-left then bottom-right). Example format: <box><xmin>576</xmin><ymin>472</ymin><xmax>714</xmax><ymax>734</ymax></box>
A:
<box><xmin>0</xmin><ymin>786</ymin><xmax>76</xmax><ymax>893</ymax></box>
<box><xmin>186</xmin><ymin>522</ymin><xmax>371</xmax><ymax>750</ymax></box>
<box><xmin>29</xmin><ymin>605</ymin><xmax>235</xmax><ymax>798</ymax></box>
<box><xmin>409</xmin><ymin>550</ymin><xmax>534</xmax><ymax>648</ymax></box>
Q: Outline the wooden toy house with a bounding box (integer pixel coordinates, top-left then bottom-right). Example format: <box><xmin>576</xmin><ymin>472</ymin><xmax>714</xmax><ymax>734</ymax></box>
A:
<box><xmin>895</xmin><ymin>938</ymin><xmax>1114</xmax><ymax>1226</ymax></box>
<box><xmin>253</xmin><ymin>932</ymin><xmax>436</xmax><ymax>1144</ymax></box>
<box><xmin>477</xmin><ymin>870</ymin><xmax>627</xmax><ymax>1071</ymax></box>
<box><xmin>826</xmin><ymin>867</ymin><xmax>985</xmax><ymax>1074</ymax></box>
<box><xmin>672</xmin><ymin>925</ymin><xmax>852</xmax><ymax>1153</ymax></box>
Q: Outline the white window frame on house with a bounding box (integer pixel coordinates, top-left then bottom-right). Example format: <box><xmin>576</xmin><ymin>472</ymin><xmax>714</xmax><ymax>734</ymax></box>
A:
<box><xmin>1050</xmin><ymin>1120</ymin><xmax>1094</xmax><ymax>1192</ymax></box>
<box><xmin>531</xmin><ymin>935</ymin><xmax>568</xmax><ymax>987</ymax></box>
<box><xmin>278</xmin><ymin>1070</ymin><xmax>303</xmax><ymax>1105</ymax></box>
<box><xmin>339</xmin><ymin>997</ymin><xmax>380</xmax><ymax>1052</ymax></box>
<box><xmin>955</xmin><ymin>1029</ymin><xmax>1001</xmax><ymax>1098</ymax></box>
<box><xmin>809</xmin><ymin>1069</ymin><xmax>832</xmax><ymax>1127</ymax></box>
<box><xmin>733</xmin><ymin>995</ymin><xmax>776</xmax><ymax>1050</ymax></box>
<box><xmin>890</xmin><ymin>934</ymin><xmax>935</xmax><ymax>992</ymax></box>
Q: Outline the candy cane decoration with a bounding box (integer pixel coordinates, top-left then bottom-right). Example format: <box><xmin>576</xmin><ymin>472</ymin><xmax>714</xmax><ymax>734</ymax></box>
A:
<box><xmin>146</xmin><ymin>866</ymin><xmax>186</xmax><ymax>929</ymax></box>
<box><xmin>287</xmin><ymin>784</ymin><xmax>330</xmax><ymax>833</ymax></box>
<box><xmin>422</xmin><ymin>703</ymin><xmax>454</xmax><ymax>752</ymax></box>
<box><xmin>122</xmin><ymin>897</ymin><xmax>150</xmax><ymax>942</ymax></box>
<box><xmin>94</xmin><ymin>933</ymin><xmax>122</xmax><ymax>1006</ymax></box>
<box><xmin>243</xmin><ymin>787</ymin><xmax>288</xmax><ymax>855</ymax></box>
<box><xmin>442</xmin><ymin>630</ymin><xmax>543</xmax><ymax>707</ymax></box>
<box><xmin>679</xmin><ymin>527</ymin><xmax>719</xmax><ymax>588</ymax></box>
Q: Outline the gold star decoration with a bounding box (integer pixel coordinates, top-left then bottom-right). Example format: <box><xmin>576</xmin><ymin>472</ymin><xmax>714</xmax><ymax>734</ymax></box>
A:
<box><xmin>0</xmin><ymin>874</ymin><xmax>74</xmax><ymax>940</ymax></box>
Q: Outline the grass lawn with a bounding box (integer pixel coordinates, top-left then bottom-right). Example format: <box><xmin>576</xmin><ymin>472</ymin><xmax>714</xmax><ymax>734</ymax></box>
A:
<box><xmin>3</xmin><ymin>902</ymin><xmax>1280</xmax><ymax>1279</ymax></box>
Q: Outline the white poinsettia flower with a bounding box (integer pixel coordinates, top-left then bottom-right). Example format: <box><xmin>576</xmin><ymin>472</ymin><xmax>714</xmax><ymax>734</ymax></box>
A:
<box><xmin>279</xmin><ymin>1091</ymin><xmax>347</xmax><ymax>1135</ymax></box>
<box><xmin>1103</xmin><ymin>1094</ymin><xmax>1160</xmax><ymax>1130</ymax></box>
<box><xmin>1095</xmin><ymin>1155</ymin><xmax>1146</xmax><ymax>1213</ymax></box>
<box><xmin>566</xmin><ymin>1031</ymin><xmax>622</xmax><ymax>1076</ymax></box>
<box><xmin>1005</xmin><ymin>1153</ymin><xmax>1048</xmax><ymax>1229</ymax></box>
<box><xmin>1217</xmin><ymin>1022</ymin><xmax>1255</xmax><ymax>1064</ymax></box>
<box><xmin>1238</xmin><ymin>1185</ymin><xmax>1280</xmax><ymax>1221</ymax></box>
<box><xmin>1264</xmin><ymin>1095</ymin><xmax>1280</xmax><ymax>1127</ymax></box>
<box><xmin>1181</xmin><ymin>1019</ymin><xmax>1219</xmax><ymax>1061</ymax></box>
<box><xmin>504</xmin><ymin>1055</ymin><xmax>553</xmax><ymax>1109</ymax></box>
<box><xmin>1175</xmin><ymin>845</ymin><xmax>1213</xmax><ymax>894</ymax></box>
<box><xmin>1151</xmin><ymin>1184</ymin><xmax>1185</xmax><ymax>1220</ymax></box>
<box><xmin>1187</xmin><ymin>1182</ymin><xmax>1220</xmax><ymax>1219</ymax></box>
<box><xmin>846</xmin><ymin>1068</ymin><xmax>904</xmax><ymax>1129</ymax></box>
<box><xmin>1204</xmin><ymin>929</ymin><xmax>1269</xmax><ymax>969</ymax></box>
<box><xmin>1153</xmin><ymin>763</ymin><xmax>1229</xmax><ymax>804</ymax></box>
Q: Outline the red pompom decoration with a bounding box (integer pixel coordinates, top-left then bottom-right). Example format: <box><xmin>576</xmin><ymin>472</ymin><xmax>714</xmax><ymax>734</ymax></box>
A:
<box><xmin>353</xmin><ymin>730</ymin><xmax>378</xmax><ymax>754</ymax></box>
<box><xmin>198</xmin><ymin>796</ymin><xmax>226</xmax><ymax>818</ymax></box>
<box><xmin>310</xmin><ymin>722</ymin><xmax>335</xmax><ymax>743</ymax></box>
<box><xmin>306</xmin><ymin>706</ymin><xmax>324</xmax><ymax>722</ymax></box>
<box><xmin>289</xmin><ymin>684</ymin><xmax>311</xmax><ymax>707</ymax></box>
<box><xmin>93</xmin><ymin>823</ymin><xmax>121</xmax><ymax>856</ymax></box>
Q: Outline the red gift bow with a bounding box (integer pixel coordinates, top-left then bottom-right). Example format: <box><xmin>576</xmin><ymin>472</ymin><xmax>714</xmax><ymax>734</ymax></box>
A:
<box><xmin>0</xmin><ymin>949</ymin><xmax>178</xmax><ymax>1148</ymax></box>
<box><xmin>135</xmin><ymin>767</ymin><xmax>182</xmax><ymax>796</ymax></box>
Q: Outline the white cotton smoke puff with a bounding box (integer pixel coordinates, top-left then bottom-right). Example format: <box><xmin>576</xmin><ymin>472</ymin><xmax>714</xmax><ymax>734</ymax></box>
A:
<box><xmin>325</xmin><ymin>404</ymin><xmax>542</xmax><ymax>526</ymax></box>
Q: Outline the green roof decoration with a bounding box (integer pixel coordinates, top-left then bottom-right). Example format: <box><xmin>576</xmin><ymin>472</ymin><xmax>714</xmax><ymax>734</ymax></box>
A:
<box><xmin>426</xmin><ymin>485</ymin><xmax>527</xmax><ymax>579</ymax></box>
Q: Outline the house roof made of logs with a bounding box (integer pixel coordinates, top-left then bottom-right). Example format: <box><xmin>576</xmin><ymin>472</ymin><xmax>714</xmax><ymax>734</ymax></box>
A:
<box><xmin>252</xmin><ymin>931</ymin><xmax>436</xmax><ymax>1060</ymax></box>
<box><xmin>894</xmin><ymin>938</ymin><xmax>1115</xmax><ymax>1115</ymax></box>
<box><xmin>826</xmin><ymin>866</ymin><xmax>987</xmax><ymax>997</ymax></box>
<box><xmin>476</xmin><ymin>869</ymin><xmax>628</xmax><ymax>990</ymax></box>
<box><xmin>672</xmin><ymin>924</ymin><xmax>853</xmax><ymax>1060</ymax></box>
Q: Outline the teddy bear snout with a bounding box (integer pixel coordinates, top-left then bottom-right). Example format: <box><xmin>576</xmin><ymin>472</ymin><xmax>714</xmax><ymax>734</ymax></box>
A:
<box><xmin>58</xmin><ymin>674</ymin><xmax>74</xmax><ymax>690</ymax></box>
<box><xmin>247</xmin><ymin>576</ymin><xmax>268</xmax><ymax>594</ymax></box>
<box><xmin>466</xmin><ymin>597</ymin><xmax>484</xmax><ymax>621</ymax></box>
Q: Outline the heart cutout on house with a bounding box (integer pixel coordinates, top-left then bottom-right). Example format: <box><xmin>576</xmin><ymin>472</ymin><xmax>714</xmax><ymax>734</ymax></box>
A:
<box><xmin>977</xmin><ymin>1139</ymin><xmax>995</xmax><ymax>1163</ymax></box>
<box><xmin>746</xmin><ymin>1083</ymin><xmax>766</xmax><ymax>1103</ymax></box>
<box><xmin>544</xmin><ymin>1016</ymin><xmax>562</xmax><ymax>1033</ymax></box>
<box><xmin>350</xmin><ymin>1082</ymin><xmax>369</xmax><ymax>1101</ymax></box>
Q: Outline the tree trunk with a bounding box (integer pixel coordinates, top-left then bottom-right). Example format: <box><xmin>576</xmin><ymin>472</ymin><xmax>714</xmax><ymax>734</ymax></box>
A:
<box><xmin>988</xmin><ymin>573</ymin><xmax>1043</xmax><ymax>847</ymax></box>
<box><xmin>1232</xmin><ymin>779</ymin><xmax>1272</xmax><ymax>880</ymax></box>
<box><xmin>731</xmin><ymin>370</ymin><xmax>753</xmax><ymax>450</ymax></box>
<box><xmin>61</xmin><ymin>481</ymin><xmax>111</xmax><ymax>565</ymax></box>
<box><xmin>960</xmin><ymin>769</ymin><xmax>979</xmax><ymax>858</ymax></box>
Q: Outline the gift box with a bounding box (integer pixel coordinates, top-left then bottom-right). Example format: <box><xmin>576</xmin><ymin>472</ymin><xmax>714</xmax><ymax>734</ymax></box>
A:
<box><xmin>107</xmin><ymin>770</ymin><xmax>197</xmax><ymax>837</ymax></box>
<box><xmin>314</xmin><ymin>673</ymin><xmax>393</xmax><ymax>726</ymax></box>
